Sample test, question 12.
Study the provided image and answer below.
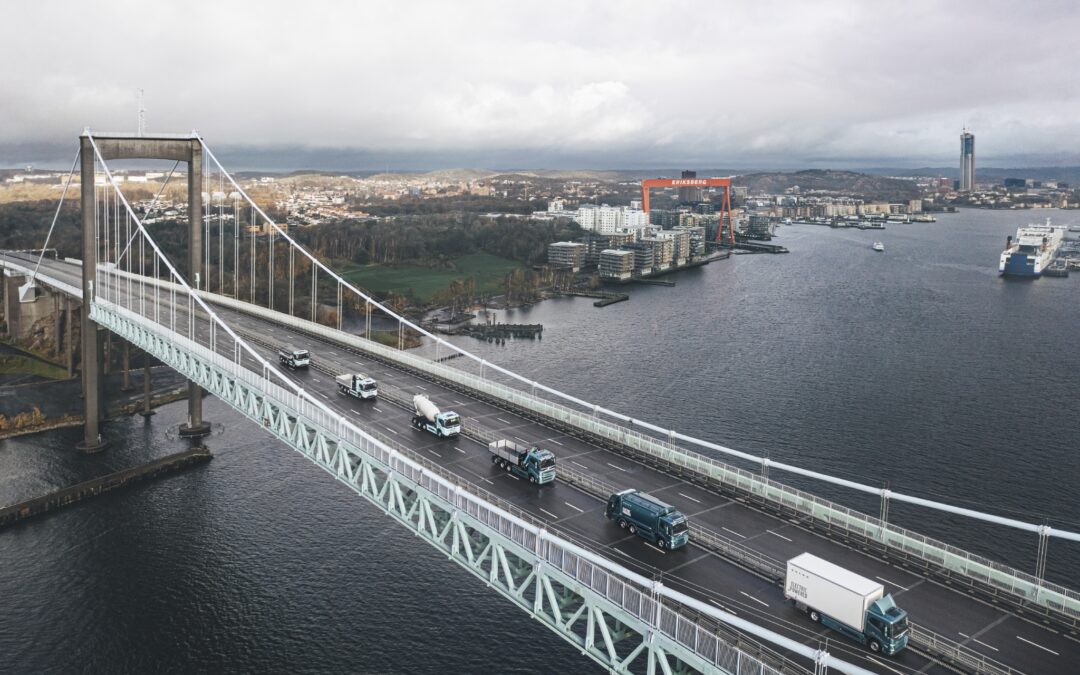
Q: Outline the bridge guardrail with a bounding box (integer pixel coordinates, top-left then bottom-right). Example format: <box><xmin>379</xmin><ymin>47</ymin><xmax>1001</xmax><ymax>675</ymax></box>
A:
<box><xmin>193</xmin><ymin>293</ymin><xmax>1080</xmax><ymax>628</ymax></box>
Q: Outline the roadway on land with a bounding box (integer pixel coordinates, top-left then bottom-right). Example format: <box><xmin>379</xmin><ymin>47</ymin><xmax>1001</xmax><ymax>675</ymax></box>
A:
<box><xmin>23</xmin><ymin>255</ymin><xmax>1080</xmax><ymax>674</ymax></box>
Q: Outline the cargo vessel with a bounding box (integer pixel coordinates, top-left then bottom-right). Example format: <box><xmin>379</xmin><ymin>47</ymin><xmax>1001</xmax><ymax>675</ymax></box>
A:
<box><xmin>998</xmin><ymin>219</ymin><xmax>1066</xmax><ymax>277</ymax></box>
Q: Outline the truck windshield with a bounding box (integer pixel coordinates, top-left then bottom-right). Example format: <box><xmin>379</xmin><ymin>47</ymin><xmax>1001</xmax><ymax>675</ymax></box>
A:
<box><xmin>671</xmin><ymin>520</ymin><xmax>688</xmax><ymax>535</ymax></box>
<box><xmin>540</xmin><ymin>457</ymin><xmax>555</xmax><ymax>469</ymax></box>
<box><xmin>885</xmin><ymin>617</ymin><xmax>909</xmax><ymax>638</ymax></box>
<box><xmin>295</xmin><ymin>351</ymin><xmax>309</xmax><ymax>359</ymax></box>
<box><xmin>443</xmin><ymin>415</ymin><xmax>460</xmax><ymax>427</ymax></box>
<box><xmin>361</xmin><ymin>382</ymin><xmax>376</xmax><ymax>391</ymax></box>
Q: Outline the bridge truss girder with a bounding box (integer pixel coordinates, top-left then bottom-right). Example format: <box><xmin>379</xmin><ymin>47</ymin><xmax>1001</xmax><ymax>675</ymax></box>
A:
<box><xmin>92</xmin><ymin>298</ymin><xmax>760</xmax><ymax>675</ymax></box>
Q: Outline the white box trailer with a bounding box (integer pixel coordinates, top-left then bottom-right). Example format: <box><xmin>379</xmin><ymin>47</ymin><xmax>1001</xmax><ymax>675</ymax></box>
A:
<box><xmin>785</xmin><ymin>553</ymin><xmax>882</xmax><ymax>632</ymax></box>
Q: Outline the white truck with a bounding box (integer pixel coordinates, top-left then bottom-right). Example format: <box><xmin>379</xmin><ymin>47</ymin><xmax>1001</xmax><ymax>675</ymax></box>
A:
<box><xmin>411</xmin><ymin>394</ymin><xmax>461</xmax><ymax>437</ymax></box>
<box><xmin>336</xmin><ymin>373</ymin><xmax>378</xmax><ymax>399</ymax></box>
<box><xmin>278</xmin><ymin>346</ymin><xmax>310</xmax><ymax>370</ymax></box>
<box><xmin>785</xmin><ymin>553</ymin><xmax>909</xmax><ymax>656</ymax></box>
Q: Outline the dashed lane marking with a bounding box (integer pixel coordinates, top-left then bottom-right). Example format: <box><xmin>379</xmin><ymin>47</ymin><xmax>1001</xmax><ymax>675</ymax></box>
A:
<box><xmin>372</xmin><ymin>407</ymin><xmax>383</xmax><ymax>413</ymax></box>
<box><xmin>564</xmin><ymin>502</ymin><xmax>584</xmax><ymax>513</ymax></box>
<box><xmin>607</xmin><ymin>462</ymin><xmax>628</xmax><ymax>472</ymax></box>
<box><xmin>875</xmin><ymin>576</ymin><xmax>909</xmax><ymax>592</ymax></box>
<box><xmin>767</xmin><ymin>530</ymin><xmax>792</xmax><ymax>542</ymax></box>
<box><xmin>417</xmin><ymin>385</ymin><xmax>427</xmax><ymax>391</ymax></box>
<box><xmin>427</xmin><ymin>449</ymin><xmax>442</xmax><ymax>458</ymax></box>
<box><xmin>514</xmin><ymin>436</ymin><xmax>529</xmax><ymax>443</ymax></box>
<box><xmin>722</xmin><ymin>527</ymin><xmax>746</xmax><ymax>538</ymax></box>
<box><xmin>739</xmin><ymin>591</ymin><xmax>769</xmax><ymax>608</ymax></box>
<box><xmin>548</xmin><ymin>439</ymin><xmax>565</xmax><ymax>446</ymax></box>
<box><xmin>1016</xmin><ymin>636</ymin><xmax>1059</xmax><ymax>655</ymax></box>
<box><xmin>384</xmin><ymin>426</ymin><xmax>399</xmax><ymax>435</ymax></box>
<box><xmin>454</xmin><ymin>446</ymin><xmax>467</xmax><ymax>454</ymax></box>
<box><xmin>572</xmin><ymin>460</ymin><xmax>589</xmax><ymax>469</ymax></box>
<box><xmin>539</xmin><ymin>508</ymin><xmax>560</xmax><ymax>520</ymax></box>
<box><xmin>709</xmin><ymin>599</ymin><xmax>737</xmax><ymax>615</ymax></box>
<box><xmin>677</xmin><ymin>492</ymin><xmax>701</xmax><ymax>504</ymax></box>
<box><xmin>496</xmin><ymin>417</ymin><xmax>513</xmax><ymax>425</ymax></box>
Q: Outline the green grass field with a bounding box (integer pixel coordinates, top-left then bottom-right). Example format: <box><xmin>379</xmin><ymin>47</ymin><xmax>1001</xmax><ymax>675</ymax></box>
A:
<box><xmin>337</xmin><ymin>253</ymin><xmax>522</xmax><ymax>303</ymax></box>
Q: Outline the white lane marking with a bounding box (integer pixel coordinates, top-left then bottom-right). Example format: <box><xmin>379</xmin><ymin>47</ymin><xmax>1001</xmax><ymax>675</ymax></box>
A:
<box><xmin>496</xmin><ymin>417</ymin><xmax>513</xmax><ymax>425</ymax></box>
<box><xmin>678</xmin><ymin>492</ymin><xmax>701</xmax><ymax>504</ymax></box>
<box><xmin>312</xmin><ymin>378</ymin><xmax>320</xmax><ymax>383</ymax></box>
<box><xmin>739</xmin><ymin>591</ymin><xmax>769</xmax><ymax>608</ymax></box>
<box><xmin>767</xmin><ymin>530</ymin><xmax>792</xmax><ymax>542</ymax></box>
<box><xmin>571</xmin><ymin>460</ymin><xmax>589</xmax><ymax>469</ymax></box>
<box><xmin>1016</xmin><ymin>636</ymin><xmax>1059</xmax><ymax>655</ymax></box>
<box><xmin>384</xmin><ymin>426</ymin><xmax>399</xmax><ymax>435</ymax></box>
<box><xmin>709</xmin><ymin>599</ymin><xmax>737</xmax><ymax>615</ymax></box>
<box><xmin>606</xmin><ymin>462</ymin><xmax>627</xmax><ymax>472</ymax></box>
<box><xmin>548</xmin><ymin>439</ymin><xmax>564</xmax><ymax>446</ymax></box>
<box><xmin>539</xmin><ymin>508</ymin><xmax>560</xmax><ymax>520</ymax></box>
<box><xmin>372</xmin><ymin>407</ymin><xmax>383</xmax><ymax>413</ymax></box>
<box><xmin>454</xmin><ymin>446</ymin><xmax>467</xmax><ymax>454</ymax></box>
<box><xmin>614</xmin><ymin>548</ymin><xmax>632</xmax><ymax>558</ymax></box>
<box><xmin>506</xmin><ymin>474</ymin><xmax>519</xmax><ymax>481</ymax></box>
<box><xmin>722</xmin><ymin>527</ymin><xmax>746</xmax><ymax>539</ymax></box>
<box><xmin>972</xmin><ymin>638</ymin><xmax>999</xmax><ymax>652</ymax></box>
<box><xmin>329</xmin><ymin>351</ymin><xmax>338</xmax><ymax>355</ymax></box>
<box><xmin>417</xmin><ymin>385</ymin><xmax>427</xmax><ymax>391</ymax></box>
<box><xmin>453</xmin><ymin>400</ymin><xmax>466</xmax><ymax>405</ymax></box>
<box><xmin>564</xmin><ymin>502</ymin><xmax>584</xmax><ymax>513</ymax></box>
<box><xmin>427</xmin><ymin>449</ymin><xmax>442</xmax><ymax>458</ymax></box>
<box><xmin>866</xmin><ymin>655</ymin><xmax>906</xmax><ymax>675</ymax></box>
<box><xmin>959</xmin><ymin>632</ymin><xmax>970</xmax><ymax>638</ymax></box>
<box><xmin>514</xmin><ymin>436</ymin><xmax>530</xmax><ymax>443</ymax></box>
<box><xmin>644</xmin><ymin>543</ymin><xmax>666</xmax><ymax>554</ymax></box>
<box><xmin>875</xmin><ymin>576</ymin><xmax>909</xmax><ymax>592</ymax></box>
<box><xmin>318</xmin><ymin>393</ymin><xmax>329</xmax><ymax>400</ymax></box>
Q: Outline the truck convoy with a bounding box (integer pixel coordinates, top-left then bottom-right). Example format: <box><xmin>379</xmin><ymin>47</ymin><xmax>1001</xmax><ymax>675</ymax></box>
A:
<box><xmin>278</xmin><ymin>346</ymin><xmax>310</xmax><ymax>370</ymax></box>
<box><xmin>605</xmin><ymin>489</ymin><xmax>689</xmax><ymax>550</ymax></box>
<box><xmin>411</xmin><ymin>394</ymin><xmax>461</xmax><ymax>437</ymax></box>
<box><xmin>488</xmin><ymin>440</ymin><xmax>556</xmax><ymax>484</ymax></box>
<box><xmin>336</xmin><ymin>373</ymin><xmax>378</xmax><ymax>400</ymax></box>
<box><xmin>785</xmin><ymin>553</ymin><xmax>909</xmax><ymax>656</ymax></box>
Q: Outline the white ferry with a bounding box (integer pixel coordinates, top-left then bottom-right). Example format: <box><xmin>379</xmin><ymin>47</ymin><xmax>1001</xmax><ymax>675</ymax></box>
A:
<box><xmin>998</xmin><ymin>219</ymin><xmax>1066</xmax><ymax>277</ymax></box>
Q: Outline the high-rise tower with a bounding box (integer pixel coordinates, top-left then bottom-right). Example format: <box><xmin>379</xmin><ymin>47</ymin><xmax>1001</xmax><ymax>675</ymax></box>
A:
<box><xmin>960</xmin><ymin>129</ymin><xmax>975</xmax><ymax>192</ymax></box>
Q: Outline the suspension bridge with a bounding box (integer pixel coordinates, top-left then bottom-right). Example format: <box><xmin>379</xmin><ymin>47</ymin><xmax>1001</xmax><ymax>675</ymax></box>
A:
<box><xmin>4</xmin><ymin>130</ymin><xmax>1080</xmax><ymax>675</ymax></box>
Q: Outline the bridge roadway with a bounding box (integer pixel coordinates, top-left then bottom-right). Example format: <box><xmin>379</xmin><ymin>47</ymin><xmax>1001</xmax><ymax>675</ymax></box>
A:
<box><xmin>23</xmin><ymin>255</ymin><xmax>1080</xmax><ymax>674</ymax></box>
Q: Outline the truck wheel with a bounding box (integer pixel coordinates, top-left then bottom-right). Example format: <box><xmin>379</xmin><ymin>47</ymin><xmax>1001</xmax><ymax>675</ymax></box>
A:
<box><xmin>491</xmin><ymin>456</ymin><xmax>498</xmax><ymax>464</ymax></box>
<box><xmin>657</xmin><ymin>538</ymin><xmax>667</xmax><ymax>550</ymax></box>
<box><xmin>529</xmin><ymin>476</ymin><xmax>537</xmax><ymax>484</ymax></box>
<box><xmin>809</xmin><ymin>610</ymin><xmax>820</xmax><ymax>623</ymax></box>
<box><xmin>628</xmin><ymin>524</ymin><xmax>637</xmax><ymax>535</ymax></box>
<box><xmin>869</xmin><ymin>639</ymin><xmax>882</xmax><ymax>654</ymax></box>
<box><xmin>618</xmin><ymin>519</ymin><xmax>628</xmax><ymax>530</ymax></box>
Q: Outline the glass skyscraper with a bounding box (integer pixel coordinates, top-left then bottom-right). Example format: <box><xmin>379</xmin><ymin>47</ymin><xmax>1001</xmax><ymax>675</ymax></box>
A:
<box><xmin>960</xmin><ymin>130</ymin><xmax>975</xmax><ymax>192</ymax></box>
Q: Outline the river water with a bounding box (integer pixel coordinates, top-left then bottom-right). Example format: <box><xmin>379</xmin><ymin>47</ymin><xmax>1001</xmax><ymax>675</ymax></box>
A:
<box><xmin>1</xmin><ymin>208</ymin><xmax>1078</xmax><ymax>673</ymax></box>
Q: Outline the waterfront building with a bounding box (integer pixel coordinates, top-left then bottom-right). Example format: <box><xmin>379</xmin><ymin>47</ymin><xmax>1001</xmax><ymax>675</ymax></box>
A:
<box><xmin>960</xmin><ymin>130</ymin><xmax>975</xmax><ymax>192</ymax></box>
<box><xmin>673</xmin><ymin>225</ymin><xmax>706</xmax><ymax>257</ymax></box>
<box><xmin>598</xmin><ymin>249</ymin><xmax>634</xmax><ymax>279</ymax></box>
<box><xmin>620</xmin><ymin>241</ymin><xmax>655</xmax><ymax>274</ymax></box>
<box><xmin>547</xmin><ymin>241</ymin><xmax>586</xmax><ymax>271</ymax></box>
<box><xmin>659</xmin><ymin>230</ymin><xmax>691</xmax><ymax>264</ymax></box>
<box><xmin>575</xmin><ymin>204</ymin><xmax>649</xmax><ymax>235</ymax></box>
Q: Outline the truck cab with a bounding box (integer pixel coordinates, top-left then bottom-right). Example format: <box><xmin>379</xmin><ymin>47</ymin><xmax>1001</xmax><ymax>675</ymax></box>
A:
<box><xmin>605</xmin><ymin>489</ymin><xmax>689</xmax><ymax>550</ymax></box>
<box><xmin>864</xmin><ymin>595</ymin><xmax>909</xmax><ymax>655</ymax></box>
<box><xmin>337</xmin><ymin>373</ymin><xmax>377</xmax><ymax>399</ymax></box>
<box><xmin>278</xmin><ymin>346</ymin><xmax>310</xmax><ymax>370</ymax></box>
<box><xmin>434</xmin><ymin>411</ymin><xmax>461</xmax><ymax>436</ymax></box>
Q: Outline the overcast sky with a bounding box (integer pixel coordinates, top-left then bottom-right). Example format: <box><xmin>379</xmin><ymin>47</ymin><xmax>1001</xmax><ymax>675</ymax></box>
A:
<box><xmin>2</xmin><ymin>0</ymin><xmax>1078</xmax><ymax>170</ymax></box>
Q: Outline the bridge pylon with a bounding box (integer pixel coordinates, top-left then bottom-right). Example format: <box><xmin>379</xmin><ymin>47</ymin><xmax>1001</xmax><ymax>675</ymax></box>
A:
<box><xmin>77</xmin><ymin>131</ymin><xmax>211</xmax><ymax>451</ymax></box>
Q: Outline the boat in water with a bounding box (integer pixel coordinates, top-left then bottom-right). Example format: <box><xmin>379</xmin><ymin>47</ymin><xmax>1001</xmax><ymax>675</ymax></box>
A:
<box><xmin>998</xmin><ymin>219</ymin><xmax>1066</xmax><ymax>277</ymax></box>
<box><xmin>872</xmin><ymin>242</ymin><xmax>885</xmax><ymax>252</ymax></box>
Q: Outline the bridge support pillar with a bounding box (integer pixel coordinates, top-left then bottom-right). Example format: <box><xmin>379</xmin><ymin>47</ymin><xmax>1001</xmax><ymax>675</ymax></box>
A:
<box><xmin>120</xmin><ymin>340</ymin><xmax>132</xmax><ymax>391</ymax></box>
<box><xmin>179</xmin><ymin>141</ymin><xmax>210</xmax><ymax>439</ymax></box>
<box><xmin>65</xmin><ymin>300</ymin><xmax>75</xmax><ymax>378</ymax></box>
<box><xmin>140</xmin><ymin>349</ymin><xmax>154</xmax><ymax>418</ymax></box>
<box><xmin>52</xmin><ymin>294</ymin><xmax>62</xmax><ymax>358</ymax></box>
<box><xmin>77</xmin><ymin>136</ymin><xmax>107</xmax><ymax>453</ymax></box>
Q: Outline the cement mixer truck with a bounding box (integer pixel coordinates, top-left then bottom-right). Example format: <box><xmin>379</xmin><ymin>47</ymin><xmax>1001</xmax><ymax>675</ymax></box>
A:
<box><xmin>411</xmin><ymin>394</ymin><xmax>461</xmax><ymax>438</ymax></box>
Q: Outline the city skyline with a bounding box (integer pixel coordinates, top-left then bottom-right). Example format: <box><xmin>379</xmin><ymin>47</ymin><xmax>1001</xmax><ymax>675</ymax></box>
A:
<box><xmin>2</xmin><ymin>1</ymin><xmax>1079</xmax><ymax>170</ymax></box>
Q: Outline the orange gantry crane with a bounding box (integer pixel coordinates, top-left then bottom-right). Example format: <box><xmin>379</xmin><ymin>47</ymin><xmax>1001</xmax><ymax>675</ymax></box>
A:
<box><xmin>640</xmin><ymin>177</ymin><xmax>735</xmax><ymax>245</ymax></box>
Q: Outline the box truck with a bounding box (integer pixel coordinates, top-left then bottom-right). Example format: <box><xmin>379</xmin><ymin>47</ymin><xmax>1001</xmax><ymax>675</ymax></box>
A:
<box><xmin>411</xmin><ymin>394</ymin><xmax>461</xmax><ymax>437</ymax></box>
<box><xmin>605</xmin><ymin>489</ymin><xmax>689</xmax><ymax>550</ymax></box>
<box><xmin>785</xmin><ymin>553</ymin><xmax>909</xmax><ymax>655</ymax></box>
<box><xmin>488</xmin><ymin>439</ymin><xmax>556</xmax><ymax>484</ymax></box>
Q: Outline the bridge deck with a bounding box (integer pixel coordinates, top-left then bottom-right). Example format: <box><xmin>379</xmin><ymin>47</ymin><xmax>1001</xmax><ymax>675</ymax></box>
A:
<box><xmin>19</xmin><ymin>255</ymin><xmax>1079</xmax><ymax>674</ymax></box>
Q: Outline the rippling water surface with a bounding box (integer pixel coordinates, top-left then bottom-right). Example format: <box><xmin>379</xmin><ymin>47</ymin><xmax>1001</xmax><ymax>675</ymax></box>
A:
<box><xmin>2</xmin><ymin>208</ymin><xmax>1078</xmax><ymax>672</ymax></box>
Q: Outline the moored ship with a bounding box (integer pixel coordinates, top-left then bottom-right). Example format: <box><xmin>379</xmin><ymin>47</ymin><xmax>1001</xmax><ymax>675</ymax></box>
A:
<box><xmin>998</xmin><ymin>219</ymin><xmax>1066</xmax><ymax>277</ymax></box>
